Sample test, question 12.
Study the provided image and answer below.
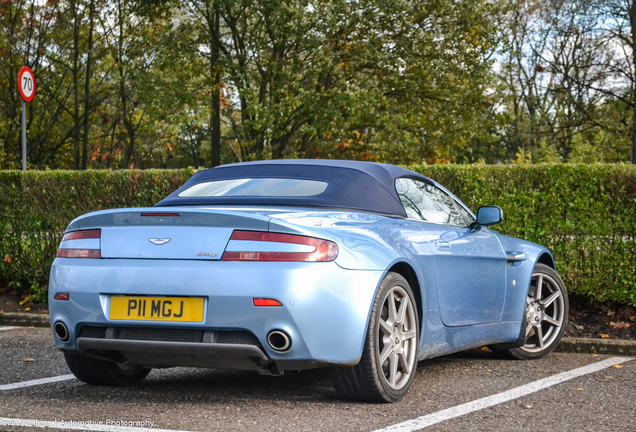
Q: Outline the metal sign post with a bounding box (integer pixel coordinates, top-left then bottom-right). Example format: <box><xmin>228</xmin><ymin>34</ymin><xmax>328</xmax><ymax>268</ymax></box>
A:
<box><xmin>18</xmin><ymin>66</ymin><xmax>36</xmax><ymax>171</ymax></box>
<box><xmin>22</xmin><ymin>100</ymin><xmax>26</xmax><ymax>171</ymax></box>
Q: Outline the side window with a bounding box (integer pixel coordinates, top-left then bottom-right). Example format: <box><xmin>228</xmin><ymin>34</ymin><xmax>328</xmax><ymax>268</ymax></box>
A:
<box><xmin>454</xmin><ymin>200</ymin><xmax>476</xmax><ymax>227</ymax></box>
<box><xmin>395</xmin><ymin>177</ymin><xmax>467</xmax><ymax>226</ymax></box>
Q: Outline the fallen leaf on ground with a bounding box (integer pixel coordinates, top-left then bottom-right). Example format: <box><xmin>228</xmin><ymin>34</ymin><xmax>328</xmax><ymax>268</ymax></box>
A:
<box><xmin>592</xmin><ymin>354</ymin><xmax>598</xmax><ymax>357</ymax></box>
<box><xmin>612</xmin><ymin>365</ymin><xmax>624</xmax><ymax>369</ymax></box>
<box><xmin>573</xmin><ymin>324</ymin><xmax>584</xmax><ymax>331</ymax></box>
<box><xmin>481</xmin><ymin>347</ymin><xmax>489</xmax><ymax>351</ymax></box>
<box><xmin>610</xmin><ymin>321</ymin><xmax>631</xmax><ymax>329</ymax></box>
<box><xmin>630</xmin><ymin>317</ymin><xmax>636</xmax><ymax>323</ymax></box>
<box><xmin>606</xmin><ymin>376</ymin><xmax>614</xmax><ymax>379</ymax></box>
<box><xmin>19</xmin><ymin>296</ymin><xmax>32</xmax><ymax>306</ymax></box>
<box><xmin>24</xmin><ymin>358</ymin><xmax>35</xmax><ymax>362</ymax></box>
<box><xmin>524</xmin><ymin>405</ymin><xmax>532</xmax><ymax>409</ymax></box>
<box><xmin>24</xmin><ymin>308</ymin><xmax>31</xmax><ymax>311</ymax></box>
<box><xmin>576</xmin><ymin>388</ymin><xmax>583</xmax><ymax>391</ymax></box>
<box><xmin>600</xmin><ymin>334</ymin><xmax>609</xmax><ymax>338</ymax></box>
<box><xmin>27</xmin><ymin>326</ymin><xmax>34</xmax><ymax>329</ymax></box>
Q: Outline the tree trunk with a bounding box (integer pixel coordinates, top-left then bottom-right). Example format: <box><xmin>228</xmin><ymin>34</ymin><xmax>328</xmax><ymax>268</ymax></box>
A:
<box><xmin>82</xmin><ymin>0</ymin><xmax>95</xmax><ymax>170</ymax></box>
<box><xmin>209</xmin><ymin>6</ymin><xmax>221</xmax><ymax>167</ymax></box>
<box><xmin>120</xmin><ymin>81</ymin><xmax>136</xmax><ymax>168</ymax></box>
<box><xmin>116</xmin><ymin>0</ymin><xmax>135</xmax><ymax>169</ymax></box>
<box><xmin>72</xmin><ymin>0</ymin><xmax>81</xmax><ymax>170</ymax></box>
<box><xmin>632</xmin><ymin>0</ymin><xmax>636</xmax><ymax>163</ymax></box>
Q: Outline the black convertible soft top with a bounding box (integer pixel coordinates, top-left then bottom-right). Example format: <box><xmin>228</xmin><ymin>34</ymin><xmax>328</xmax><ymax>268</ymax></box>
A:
<box><xmin>155</xmin><ymin>159</ymin><xmax>433</xmax><ymax>217</ymax></box>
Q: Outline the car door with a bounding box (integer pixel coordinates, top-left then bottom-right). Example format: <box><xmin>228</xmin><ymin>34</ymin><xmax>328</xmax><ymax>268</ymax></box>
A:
<box><xmin>396</xmin><ymin>177</ymin><xmax>508</xmax><ymax>327</ymax></box>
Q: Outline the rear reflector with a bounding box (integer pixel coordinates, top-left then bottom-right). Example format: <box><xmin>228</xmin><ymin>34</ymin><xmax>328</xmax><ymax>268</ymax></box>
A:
<box><xmin>57</xmin><ymin>249</ymin><xmax>101</xmax><ymax>259</ymax></box>
<box><xmin>221</xmin><ymin>230</ymin><xmax>338</xmax><ymax>262</ymax></box>
<box><xmin>54</xmin><ymin>292</ymin><xmax>70</xmax><ymax>301</ymax></box>
<box><xmin>58</xmin><ymin>229</ymin><xmax>101</xmax><ymax>259</ymax></box>
<box><xmin>253</xmin><ymin>298</ymin><xmax>282</xmax><ymax>307</ymax></box>
<box><xmin>140</xmin><ymin>213</ymin><xmax>180</xmax><ymax>217</ymax></box>
<box><xmin>62</xmin><ymin>229</ymin><xmax>101</xmax><ymax>241</ymax></box>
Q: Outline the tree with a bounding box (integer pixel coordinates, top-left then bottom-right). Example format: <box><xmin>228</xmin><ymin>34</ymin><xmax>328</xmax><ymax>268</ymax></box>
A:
<box><xmin>494</xmin><ymin>0</ymin><xmax>633</xmax><ymax>163</ymax></box>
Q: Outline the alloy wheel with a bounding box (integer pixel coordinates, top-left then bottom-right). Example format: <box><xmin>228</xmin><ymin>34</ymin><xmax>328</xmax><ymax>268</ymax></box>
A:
<box><xmin>377</xmin><ymin>286</ymin><xmax>418</xmax><ymax>390</ymax></box>
<box><xmin>520</xmin><ymin>272</ymin><xmax>565</xmax><ymax>353</ymax></box>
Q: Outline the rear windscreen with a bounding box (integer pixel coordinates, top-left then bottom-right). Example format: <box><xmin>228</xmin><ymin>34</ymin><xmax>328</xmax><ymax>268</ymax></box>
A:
<box><xmin>178</xmin><ymin>178</ymin><xmax>328</xmax><ymax>197</ymax></box>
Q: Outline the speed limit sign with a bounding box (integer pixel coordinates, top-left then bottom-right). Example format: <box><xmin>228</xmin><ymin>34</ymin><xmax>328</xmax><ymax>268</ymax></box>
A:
<box><xmin>18</xmin><ymin>66</ymin><xmax>36</xmax><ymax>102</ymax></box>
<box><xmin>18</xmin><ymin>66</ymin><xmax>35</xmax><ymax>171</ymax></box>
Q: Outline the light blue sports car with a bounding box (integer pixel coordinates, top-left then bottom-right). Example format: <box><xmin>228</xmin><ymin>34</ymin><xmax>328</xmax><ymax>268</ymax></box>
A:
<box><xmin>49</xmin><ymin>160</ymin><xmax>568</xmax><ymax>402</ymax></box>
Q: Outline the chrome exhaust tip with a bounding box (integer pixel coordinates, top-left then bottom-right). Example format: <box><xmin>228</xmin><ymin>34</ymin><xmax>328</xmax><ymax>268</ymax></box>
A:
<box><xmin>267</xmin><ymin>330</ymin><xmax>291</xmax><ymax>352</ymax></box>
<box><xmin>54</xmin><ymin>321</ymin><xmax>69</xmax><ymax>342</ymax></box>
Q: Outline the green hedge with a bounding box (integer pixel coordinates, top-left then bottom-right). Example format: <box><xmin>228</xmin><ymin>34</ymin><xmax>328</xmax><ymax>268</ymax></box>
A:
<box><xmin>0</xmin><ymin>169</ymin><xmax>194</xmax><ymax>299</ymax></box>
<box><xmin>1</xmin><ymin>164</ymin><xmax>635</xmax><ymax>306</ymax></box>
<box><xmin>407</xmin><ymin>164</ymin><xmax>636</xmax><ymax>306</ymax></box>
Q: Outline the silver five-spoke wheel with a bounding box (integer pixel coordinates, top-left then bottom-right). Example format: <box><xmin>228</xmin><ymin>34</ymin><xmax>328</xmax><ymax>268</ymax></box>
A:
<box><xmin>378</xmin><ymin>286</ymin><xmax>418</xmax><ymax>390</ymax></box>
<box><xmin>331</xmin><ymin>272</ymin><xmax>420</xmax><ymax>402</ymax></box>
<box><xmin>521</xmin><ymin>271</ymin><xmax>565</xmax><ymax>353</ymax></box>
<box><xmin>491</xmin><ymin>263</ymin><xmax>568</xmax><ymax>360</ymax></box>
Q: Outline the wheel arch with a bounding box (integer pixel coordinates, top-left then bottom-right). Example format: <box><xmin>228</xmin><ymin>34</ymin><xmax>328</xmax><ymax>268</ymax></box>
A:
<box><xmin>387</xmin><ymin>262</ymin><xmax>423</xmax><ymax>329</ymax></box>
<box><xmin>537</xmin><ymin>252</ymin><xmax>555</xmax><ymax>270</ymax></box>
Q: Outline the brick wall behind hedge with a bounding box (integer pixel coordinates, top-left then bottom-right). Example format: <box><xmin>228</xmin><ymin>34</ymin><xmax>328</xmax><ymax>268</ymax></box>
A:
<box><xmin>1</xmin><ymin>164</ymin><xmax>635</xmax><ymax>306</ymax></box>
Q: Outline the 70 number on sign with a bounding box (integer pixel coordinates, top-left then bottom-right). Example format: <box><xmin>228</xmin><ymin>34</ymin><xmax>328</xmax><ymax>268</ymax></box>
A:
<box><xmin>22</xmin><ymin>74</ymin><xmax>34</xmax><ymax>96</ymax></box>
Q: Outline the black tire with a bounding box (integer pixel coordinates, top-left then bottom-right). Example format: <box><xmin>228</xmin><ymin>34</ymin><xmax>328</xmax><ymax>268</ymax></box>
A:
<box><xmin>331</xmin><ymin>272</ymin><xmax>420</xmax><ymax>402</ymax></box>
<box><xmin>491</xmin><ymin>263</ymin><xmax>568</xmax><ymax>360</ymax></box>
<box><xmin>64</xmin><ymin>353</ymin><xmax>151</xmax><ymax>386</ymax></box>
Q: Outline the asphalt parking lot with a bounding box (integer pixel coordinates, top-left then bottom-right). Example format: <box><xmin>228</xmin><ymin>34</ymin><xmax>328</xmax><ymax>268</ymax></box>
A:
<box><xmin>0</xmin><ymin>326</ymin><xmax>634</xmax><ymax>432</ymax></box>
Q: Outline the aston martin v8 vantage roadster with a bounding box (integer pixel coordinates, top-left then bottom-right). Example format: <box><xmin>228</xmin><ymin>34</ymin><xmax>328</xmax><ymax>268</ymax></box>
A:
<box><xmin>49</xmin><ymin>160</ymin><xmax>568</xmax><ymax>402</ymax></box>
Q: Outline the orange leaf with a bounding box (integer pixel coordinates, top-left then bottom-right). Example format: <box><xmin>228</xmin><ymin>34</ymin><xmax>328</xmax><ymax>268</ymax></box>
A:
<box><xmin>600</xmin><ymin>334</ymin><xmax>609</xmax><ymax>338</ymax></box>
<box><xmin>610</xmin><ymin>321</ymin><xmax>631</xmax><ymax>329</ymax></box>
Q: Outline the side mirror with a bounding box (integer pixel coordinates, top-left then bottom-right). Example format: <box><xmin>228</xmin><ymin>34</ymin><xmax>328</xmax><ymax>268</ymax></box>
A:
<box><xmin>476</xmin><ymin>206</ymin><xmax>503</xmax><ymax>227</ymax></box>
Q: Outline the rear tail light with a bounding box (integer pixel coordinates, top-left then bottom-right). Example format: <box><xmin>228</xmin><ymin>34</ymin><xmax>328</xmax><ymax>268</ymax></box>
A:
<box><xmin>221</xmin><ymin>230</ymin><xmax>338</xmax><ymax>262</ymax></box>
<box><xmin>57</xmin><ymin>249</ymin><xmax>101</xmax><ymax>258</ymax></box>
<box><xmin>57</xmin><ymin>229</ymin><xmax>101</xmax><ymax>259</ymax></box>
<box><xmin>62</xmin><ymin>229</ymin><xmax>101</xmax><ymax>241</ymax></box>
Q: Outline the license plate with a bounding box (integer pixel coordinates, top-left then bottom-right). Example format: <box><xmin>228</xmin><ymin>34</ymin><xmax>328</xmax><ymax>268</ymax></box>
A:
<box><xmin>109</xmin><ymin>296</ymin><xmax>205</xmax><ymax>322</ymax></box>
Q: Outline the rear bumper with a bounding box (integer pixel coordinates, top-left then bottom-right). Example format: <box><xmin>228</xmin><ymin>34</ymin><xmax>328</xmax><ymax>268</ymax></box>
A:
<box><xmin>76</xmin><ymin>338</ymin><xmax>270</xmax><ymax>371</ymax></box>
<box><xmin>49</xmin><ymin>258</ymin><xmax>383</xmax><ymax>370</ymax></box>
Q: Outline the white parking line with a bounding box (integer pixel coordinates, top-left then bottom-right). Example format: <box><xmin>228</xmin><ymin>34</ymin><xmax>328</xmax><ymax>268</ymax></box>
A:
<box><xmin>0</xmin><ymin>374</ymin><xmax>76</xmax><ymax>391</ymax></box>
<box><xmin>0</xmin><ymin>418</ymin><xmax>197</xmax><ymax>432</ymax></box>
<box><xmin>0</xmin><ymin>326</ymin><xmax>20</xmax><ymax>331</ymax></box>
<box><xmin>373</xmin><ymin>356</ymin><xmax>634</xmax><ymax>432</ymax></box>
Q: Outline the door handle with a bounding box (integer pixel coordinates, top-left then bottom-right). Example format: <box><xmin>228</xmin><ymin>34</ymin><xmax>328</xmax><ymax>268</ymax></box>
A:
<box><xmin>506</xmin><ymin>251</ymin><xmax>526</xmax><ymax>261</ymax></box>
<box><xmin>506</xmin><ymin>251</ymin><xmax>526</xmax><ymax>266</ymax></box>
<box><xmin>434</xmin><ymin>240</ymin><xmax>451</xmax><ymax>249</ymax></box>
